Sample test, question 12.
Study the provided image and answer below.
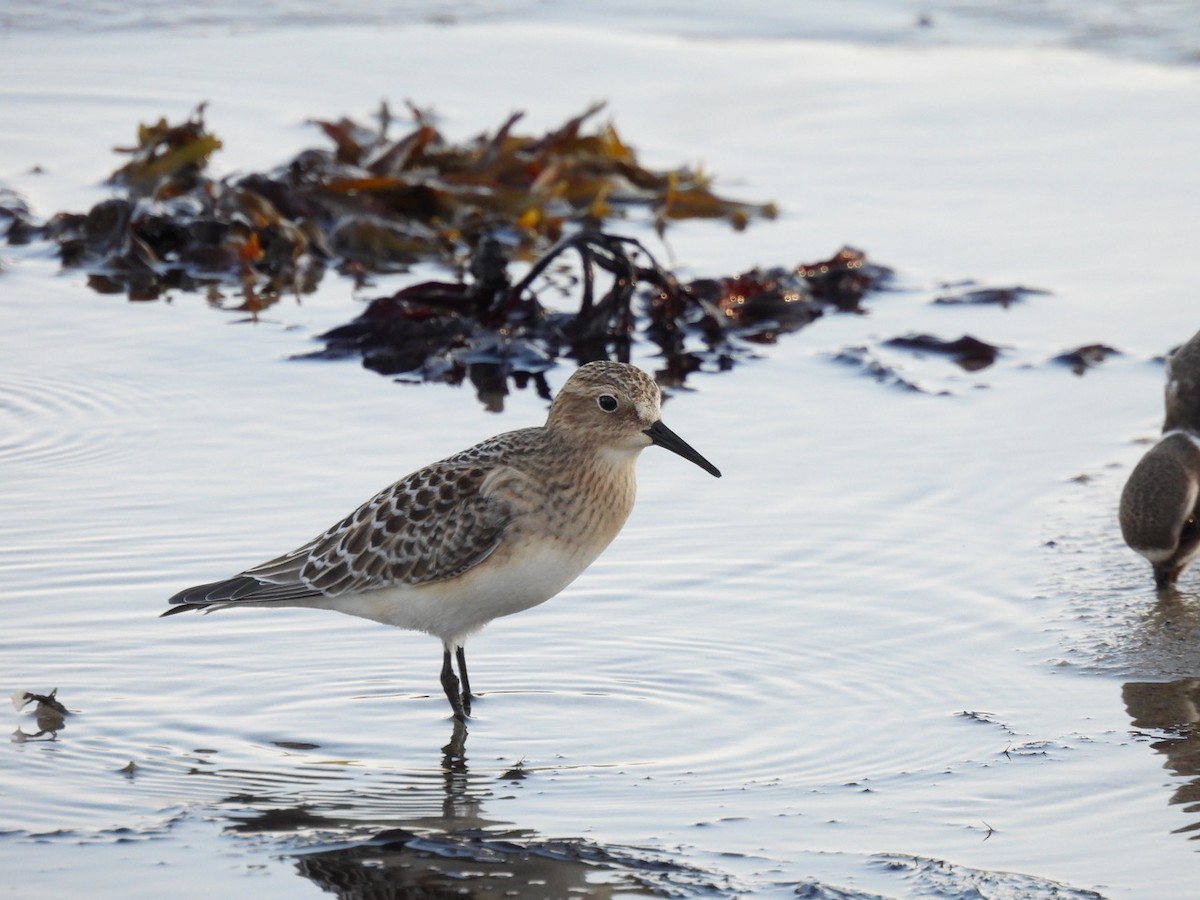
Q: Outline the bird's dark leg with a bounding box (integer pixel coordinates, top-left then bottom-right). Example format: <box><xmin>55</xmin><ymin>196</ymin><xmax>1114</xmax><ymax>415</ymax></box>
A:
<box><xmin>456</xmin><ymin>645</ymin><xmax>473</xmax><ymax>716</ymax></box>
<box><xmin>441</xmin><ymin>647</ymin><xmax>466</xmax><ymax>721</ymax></box>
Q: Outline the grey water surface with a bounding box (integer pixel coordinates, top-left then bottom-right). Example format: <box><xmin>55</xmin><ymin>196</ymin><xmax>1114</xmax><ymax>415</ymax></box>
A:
<box><xmin>3</xmin><ymin>3</ymin><xmax>1200</xmax><ymax>897</ymax></box>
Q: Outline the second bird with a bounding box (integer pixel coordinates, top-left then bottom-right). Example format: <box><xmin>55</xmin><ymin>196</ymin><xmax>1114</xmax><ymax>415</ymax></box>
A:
<box><xmin>163</xmin><ymin>361</ymin><xmax>721</xmax><ymax>720</ymax></box>
<box><xmin>1120</xmin><ymin>329</ymin><xmax>1200</xmax><ymax>590</ymax></box>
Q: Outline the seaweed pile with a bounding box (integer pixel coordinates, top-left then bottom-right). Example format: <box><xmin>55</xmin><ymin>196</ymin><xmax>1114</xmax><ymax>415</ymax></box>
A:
<box><xmin>2</xmin><ymin>102</ymin><xmax>776</xmax><ymax>308</ymax></box>
<box><xmin>0</xmin><ymin>103</ymin><xmax>896</xmax><ymax>390</ymax></box>
<box><xmin>0</xmin><ymin>102</ymin><xmax>1092</xmax><ymax>401</ymax></box>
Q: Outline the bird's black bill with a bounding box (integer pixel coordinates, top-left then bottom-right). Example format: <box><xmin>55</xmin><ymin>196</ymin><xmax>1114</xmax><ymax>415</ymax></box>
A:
<box><xmin>644</xmin><ymin>420</ymin><xmax>721</xmax><ymax>478</ymax></box>
<box><xmin>1153</xmin><ymin>562</ymin><xmax>1179</xmax><ymax>593</ymax></box>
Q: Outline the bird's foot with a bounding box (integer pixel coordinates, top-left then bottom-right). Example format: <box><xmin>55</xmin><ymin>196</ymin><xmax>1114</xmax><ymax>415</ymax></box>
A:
<box><xmin>442</xmin><ymin>717</ymin><xmax>469</xmax><ymax>763</ymax></box>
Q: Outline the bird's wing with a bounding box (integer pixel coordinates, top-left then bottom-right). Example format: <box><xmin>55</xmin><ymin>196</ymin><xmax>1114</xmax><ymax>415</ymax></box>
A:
<box><xmin>165</xmin><ymin>449</ymin><xmax>520</xmax><ymax>610</ymax></box>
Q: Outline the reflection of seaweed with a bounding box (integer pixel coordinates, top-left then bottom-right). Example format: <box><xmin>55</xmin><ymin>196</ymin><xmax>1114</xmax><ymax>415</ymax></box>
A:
<box><xmin>828</xmin><ymin>345</ymin><xmax>926</xmax><ymax>394</ymax></box>
<box><xmin>307</xmin><ymin>233</ymin><xmax>876</xmax><ymax>397</ymax></box>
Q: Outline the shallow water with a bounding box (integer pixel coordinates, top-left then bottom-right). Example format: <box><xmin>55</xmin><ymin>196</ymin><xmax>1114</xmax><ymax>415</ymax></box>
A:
<box><xmin>3</xmin><ymin>4</ymin><xmax>1200</xmax><ymax>898</ymax></box>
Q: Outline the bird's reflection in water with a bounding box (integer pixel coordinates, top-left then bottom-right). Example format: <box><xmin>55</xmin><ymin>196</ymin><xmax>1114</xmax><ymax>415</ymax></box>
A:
<box><xmin>1120</xmin><ymin>591</ymin><xmax>1200</xmax><ymax>840</ymax></box>
<box><xmin>1123</xmin><ymin>677</ymin><xmax>1200</xmax><ymax>839</ymax></box>
<box><xmin>216</xmin><ymin>720</ymin><xmax>724</xmax><ymax>899</ymax></box>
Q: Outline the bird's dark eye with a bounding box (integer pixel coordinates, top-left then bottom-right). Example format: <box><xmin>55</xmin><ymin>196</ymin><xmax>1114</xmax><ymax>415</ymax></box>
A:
<box><xmin>597</xmin><ymin>394</ymin><xmax>618</xmax><ymax>412</ymax></box>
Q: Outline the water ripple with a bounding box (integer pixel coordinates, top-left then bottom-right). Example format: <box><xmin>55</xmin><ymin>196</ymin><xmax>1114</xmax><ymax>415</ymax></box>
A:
<box><xmin>0</xmin><ymin>371</ymin><xmax>182</xmax><ymax>470</ymax></box>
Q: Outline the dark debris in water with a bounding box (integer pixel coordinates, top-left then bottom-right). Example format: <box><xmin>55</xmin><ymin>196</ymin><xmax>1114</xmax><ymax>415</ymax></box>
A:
<box><xmin>293</xmin><ymin>827</ymin><xmax>737</xmax><ymax>898</ymax></box>
<box><xmin>11</xmin><ymin>688</ymin><xmax>68</xmax><ymax>716</ymax></box>
<box><xmin>791</xmin><ymin>852</ymin><xmax>1107</xmax><ymax>899</ymax></box>
<box><xmin>829</xmin><ymin>346</ymin><xmax>930</xmax><ymax>394</ymax></box>
<box><xmin>932</xmin><ymin>283</ymin><xmax>1050</xmax><ymax>307</ymax></box>
<box><xmin>870</xmin><ymin>852</ymin><xmax>1107</xmax><ymax>899</ymax></box>
<box><xmin>10</xmin><ymin>688</ymin><xmax>69</xmax><ymax>741</ymax></box>
<box><xmin>882</xmin><ymin>333</ymin><xmax>1001</xmax><ymax>372</ymax></box>
<box><xmin>500</xmin><ymin>759</ymin><xmax>529</xmax><ymax>781</ymax></box>
<box><xmin>1053</xmin><ymin>343</ymin><xmax>1122</xmax><ymax>376</ymax></box>
<box><xmin>793</xmin><ymin>879</ymin><xmax>891</xmax><ymax>900</ymax></box>
<box><xmin>271</xmin><ymin>739</ymin><xmax>321</xmax><ymax>751</ymax></box>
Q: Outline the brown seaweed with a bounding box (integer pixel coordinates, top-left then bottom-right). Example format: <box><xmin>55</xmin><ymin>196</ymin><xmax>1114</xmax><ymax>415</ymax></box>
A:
<box><xmin>795</xmin><ymin>246</ymin><xmax>889</xmax><ymax>312</ymax></box>
<box><xmin>109</xmin><ymin>104</ymin><xmax>223</xmax><ymax>198</ymax></box>
<box><xmin>884</xmin><ymin>333</ymin><xmax>1002</xmax><ymax>371</ymax></box>
<box><xmin>305</xmin><ymin>231</ymin><xmax>894</xmax><ymax>404</ymax></box>
<box><xmin>22</xmin><ymin>102</ymin><xmax>778</xmax><ymax>313</ymax></box>
<box><xmin>2</xmin><ymin>102</ymin><xmax>1086</xmax><ymax>401</ymax></box>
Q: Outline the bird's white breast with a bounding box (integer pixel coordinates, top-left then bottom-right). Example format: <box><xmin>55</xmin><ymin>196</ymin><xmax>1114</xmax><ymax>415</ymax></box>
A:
<box><xmin>311</xmin><ymin>533</ymin><xmax>604</xmax><ymax>646</ymax></box>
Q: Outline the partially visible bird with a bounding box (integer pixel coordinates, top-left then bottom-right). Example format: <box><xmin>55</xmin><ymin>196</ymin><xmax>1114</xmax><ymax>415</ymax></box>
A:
<box><xmin>163</xmin><ymin>361</ymin><xmax>721</xmax><ymax>719</ymax></box>
<box><xmin>1120</xmin><ymin>330</ymin><xmax>1200</xmax><ymax>590</ymax></box>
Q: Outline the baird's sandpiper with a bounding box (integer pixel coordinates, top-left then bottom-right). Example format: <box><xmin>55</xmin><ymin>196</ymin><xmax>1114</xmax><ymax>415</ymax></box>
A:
<box><xmin>163</xmin><ymin>361</ymin><xmax>721</xmax><ymax>719</ymax></box>
<box><xmin>1120</xmin><ymin>329</ymin><xmax>1200</xmax><ymax>590</ymax></box>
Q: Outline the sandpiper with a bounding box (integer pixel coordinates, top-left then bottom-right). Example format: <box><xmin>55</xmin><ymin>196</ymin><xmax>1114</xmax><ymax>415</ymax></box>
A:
<box><xmin>163</xmin><ymin>361</ymin><xmax>721</xmax><ymax>719</ymax></box>
<box><xmin>1120</xmin><ymin>329</ymin><xmax>1200</xmax><ymax>590</ymax></box>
